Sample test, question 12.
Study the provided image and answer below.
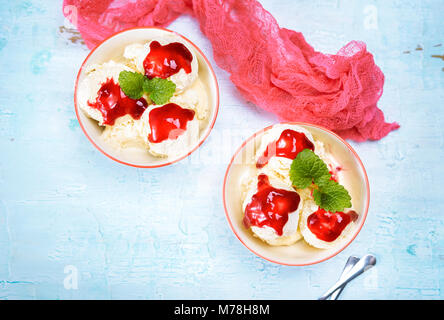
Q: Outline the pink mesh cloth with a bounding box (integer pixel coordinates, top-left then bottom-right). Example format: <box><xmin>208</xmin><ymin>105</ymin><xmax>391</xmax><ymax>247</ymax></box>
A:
<box><xmin>63</xmin><ymin>0</ymin><xmax>399</xmax><ymax>141</ymax></box>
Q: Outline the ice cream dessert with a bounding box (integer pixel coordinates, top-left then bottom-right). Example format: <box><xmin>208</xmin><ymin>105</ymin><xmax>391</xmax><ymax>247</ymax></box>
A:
<box><xmin>242</xmin><ymin>173</ymin><xmax>303</xmax><ymax>246</ymax></box>
<box><xmin>137</xmin><ymin>102</ymin><xmax>199</xmax><ymax>158</ymax></box>
<box><xmin>299</xmin><ymin>200</ymin><xmax>358</xmax><ymax>249</ymax></box>
<box><xmin>77</xmin><ymin>34</ymin><xmax>209</xmax><ymax>159</ymax></box>
<box><xmin>124</xmin><ymin>39</ymin><xmax>198</xmax><ymax>93</ymax></box>
<box><xmin>255</xmin><ymin>124</ymin><xmax>340</xmax><ymax>186</ymax></box>
<box><xmin>77</xmin><ymin>61</ymin><xmax>147</xmax><ymax>126</ymax></box>
<box><xmin>241</xmin><ymin>124</ymin><xmax>357</xmax><ymax>249</ymax></box>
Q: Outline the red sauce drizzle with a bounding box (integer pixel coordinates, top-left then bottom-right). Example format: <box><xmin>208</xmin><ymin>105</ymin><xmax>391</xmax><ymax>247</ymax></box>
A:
<box><xmin>307</xmin><ymin>208</ymin><xmax>357</xmax><ymax>242</ymax></box>
<box><xmin>256</xmin><ymin>129</ymin><xmax>314</xmax><ymax>168</ymax></box>
<box><xmin>243</xmin><ymin>174</ymin><xmax>301</xmax><ymax>236</ymax></box>
<box><xmin>148</xmin><ymin>103</ymin><xmax>195</xmax><ymax>143</ymax></box>
<box><xmin>329</xmin><ymin>165</ymin><xmax>342</xmax><ymax>182</ymax></box>
<box><xmin>143</xmin><ymin>41</ymin><xmax>193</xmax><ymax>79</ymax></box>
<box><xmin>87</xmin><ymin>78</ymin><xmax>148</xmax><ymax>126</ymax></box>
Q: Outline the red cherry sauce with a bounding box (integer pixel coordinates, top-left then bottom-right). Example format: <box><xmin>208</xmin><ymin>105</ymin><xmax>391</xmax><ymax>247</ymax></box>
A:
<box><xmin>256</xmin><ymin>129</ymin><xmax>314</xmax><ymax>168</ymax></box>
<box><xmin>307</xmin><ymin>208</ymin><xmax>358</xmax><ymax>242</ymax></box>
<box><xmin>87</xmin><ymin>78</ymin><xmax>148</xmax><ymax>126</ymax></box>
<box><xmin>243</xmin><ymin>174</ymin><xmax>301</xmax><ymax>236</ymax></box>
<box><xmin>143</xmin><ymin>41</ymin><xmax>193</xmax><ymax>79</ymax></box>
<box><xmin>329</xmin><ymin>165</ymin><xmax>342</xmax><ymax>182</ymax></box>
<box><xmin>148</xmin><ymin>103</ymin><xmax>195</xmax><ymax>143</ymax></box>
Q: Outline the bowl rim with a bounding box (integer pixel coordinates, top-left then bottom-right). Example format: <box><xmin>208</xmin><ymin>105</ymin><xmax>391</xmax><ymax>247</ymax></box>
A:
<box><xmin>74</xmin><ymin>26</ymin><xmax>220</xmax><ymax>168</ymax></box>
<box><xmin>222</xmin><ymin>122</ymin><xmax>370</xmax><ymax>266</ymax></box>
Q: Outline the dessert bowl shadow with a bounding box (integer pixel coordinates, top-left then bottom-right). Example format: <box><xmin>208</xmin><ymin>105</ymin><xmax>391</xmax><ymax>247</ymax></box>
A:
<box><xmin>74</xmin><ymin>27</ymin><xmax>219</xmax><ymax>168</ymax></box>
<box><xmin>223</xmin><ymin>122</ymin><xmax>370</xmax><ymax>266</ymax></box>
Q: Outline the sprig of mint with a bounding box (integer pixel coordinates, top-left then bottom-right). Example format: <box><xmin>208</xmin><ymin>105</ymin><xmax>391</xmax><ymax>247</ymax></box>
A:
<box><xmin>289</xmin><ymin>149</ymin><xmax>330</xmax><ymax>188</ymax></box>
<box><xmin>142</xmin><ymin>77</ymin><xmax>176</xmax><ymax>105</ymax></box>
<box><xmin>290</xmin><ymin>149</ymin><xmax>352</xmax><ymax>212</ymax></box>
<box><xmin>118</xmin><ymin>71</ymin><xmax>176</xmax><ymax>105</ymax></box>
<box><xmin>313</xmin><ymin>176</ymin><xmax>352</xmax><ymax>213</ymax></box>
<box><xmin>118</xmin><ymin>71</ymin><xmax>146</xmax><ymax>99</ymax></box>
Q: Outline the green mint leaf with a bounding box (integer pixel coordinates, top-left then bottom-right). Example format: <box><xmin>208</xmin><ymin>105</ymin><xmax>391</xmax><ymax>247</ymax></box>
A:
<box><xmin>313</xmin><ymin>176</ymin><xmax>352</xmax><ymax>212</ymax></box>
<box><xmin>118</xmin><ymin>71</ymin><xmax>145</xmax><ymax>99</ymax></box>
<box><xmin>290</xmin><ymin>149</ymin><xmax>352</xmax><ymax>212</ymax></box>
<box><xmin>143</xmin><ymin>78</ymin><xmax>176</xmax><ymax>105</ymax></box>
<box><xmin>290</xmin><ymin>149</ymin><xmax>330</xmax><ymax>189</ymax></box>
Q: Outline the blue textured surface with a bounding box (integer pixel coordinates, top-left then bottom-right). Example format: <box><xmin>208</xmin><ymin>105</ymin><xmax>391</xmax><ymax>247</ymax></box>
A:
<box><xmin>0</xmin><ymin>0</ymin><xmax>443</xmax><ymax>299</ymax></box>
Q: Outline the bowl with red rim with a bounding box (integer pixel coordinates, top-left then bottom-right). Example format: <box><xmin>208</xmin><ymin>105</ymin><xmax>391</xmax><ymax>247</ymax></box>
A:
<box><xmin>223</xmin><ymin>122</ymin><xmax>370</xmax><ymax>266</ymax></box>
<box><xmin>74</xmin><ymin>27</ymin><xmax>219</xmax><ymax>168</ymax></box>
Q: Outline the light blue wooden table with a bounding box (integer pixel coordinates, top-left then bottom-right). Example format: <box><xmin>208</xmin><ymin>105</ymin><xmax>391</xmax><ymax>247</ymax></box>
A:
<box><xmin>0</xmin><ymin>0</ymin><xmax>442</xmax><ymax>299</ymax></box>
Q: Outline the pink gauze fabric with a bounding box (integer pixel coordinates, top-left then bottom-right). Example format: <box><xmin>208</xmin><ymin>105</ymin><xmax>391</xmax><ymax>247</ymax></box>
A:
<box><xmin>63</xmin><ymin>0</ymin><xmax>399</xmax><ymax>141</ymax></box>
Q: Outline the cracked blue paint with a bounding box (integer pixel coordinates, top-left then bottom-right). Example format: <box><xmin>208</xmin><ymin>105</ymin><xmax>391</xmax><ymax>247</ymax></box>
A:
<box><xmin>31</xmin><ymin>50</ymin><xmax>52</xmax><ymax>74</ymax></box>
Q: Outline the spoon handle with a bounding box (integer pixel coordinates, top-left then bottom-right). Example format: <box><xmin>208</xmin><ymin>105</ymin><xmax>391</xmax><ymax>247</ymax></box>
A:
<box><xmin>328</xmin><ymin>256</ymin><xmax>360</xmax><ymax>300</ymax></box>
<box><xmin>319</xmin><ymin>254</ymin><xmax>376</xmax><ymax>300</ymax></box>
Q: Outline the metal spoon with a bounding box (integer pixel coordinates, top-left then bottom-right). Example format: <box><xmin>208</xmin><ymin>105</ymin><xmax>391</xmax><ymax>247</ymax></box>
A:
<box><xmin>318</xmin><ymin>254</ymin><xmax>377</xmax><ymax>300</ymax></box>
<box><xmin>328</xmin><ymin>255</ymin><xmax>359</xmax><ymax>300</ymax></box>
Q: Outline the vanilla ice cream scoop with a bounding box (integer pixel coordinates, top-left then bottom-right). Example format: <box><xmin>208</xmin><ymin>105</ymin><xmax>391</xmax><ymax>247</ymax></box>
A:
<box><xmin>242</xmin><ymin>173</ymin><xmax>304</xmax><ymax>246</ymax></box>
<box><xmin>257</xmin><ymin>124</ymin><xmax>342</xmax><ymax>185</ymax></box>
<box><xmin>137</xmin><ymin>102</ymin><xmax>200</xmax><ymax>158</ymax></box>
<box><xmin>124</xmin><ymin>37</ymin><xmax>198</xmax><ymax>93</ymax></box>
<box><xmin>299</xmin><ymin>199</ymin><xmax>357</xmax><ymax>249</ymax></box>
<box><xmin>256</xmin><ymin>124</ymin><xmax>313</xmax><ymax>185</ymax></box>
<box><xmin>101</xmin><ymin>115</ymin><xmax>146</xmax><ymax>150</ymax></box>
<box><xmin>170</xmin><ymin>78</ymin><xmax>209</xmax><ymax>121</ymax></box>
<box><xmin>77</xmin><ymin>61</ymin><xmax>136</xmax><ymax>125</ymax></box>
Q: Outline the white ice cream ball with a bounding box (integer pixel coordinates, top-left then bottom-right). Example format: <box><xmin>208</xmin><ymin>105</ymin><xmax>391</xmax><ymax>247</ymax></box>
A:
<box><xmin>137</xmin><ymin>103</ymin><xmax>200</xmax><ymax>158</ymax></box>
<box><xmin>170</xmin><ymin>78</ymin><xmax>209</xmax><ymax>121</ymax></box>
<box><xmin>100</xmin><ymin>115</ymin><xmax>146</xmax><ymax>149</ymax></box>
<box><xmin>255</xmin><ymin>124</ymin><xmax>315</xmax><ymax>162</ymax></box>
<box><xmin>242</xmin><ymin>174</ymin><xmax>304</xmax><ymax>246</ymax></box>
<box><xmin>257</xmin><ymin>126</ymin><xmax>342</xmax><ymax>186</ymax></box>
<box><xmin>77</xmin><ymin>61</ymin><xmax>135</xmax><ymax>125</ymax></box>
<box><xmin>299</xmin><ymin>199</ymin><xmax>355</xmax><ymax>249</ymax></box>
<box><xmin>255</xmin><ymin>124</ymin><xmax>314</xmax><ymax>184</ymax></box>
<box><xmin>123</xmin><ymin>37</ymin><xmax>198</xmax><ymax>93</ymax></box>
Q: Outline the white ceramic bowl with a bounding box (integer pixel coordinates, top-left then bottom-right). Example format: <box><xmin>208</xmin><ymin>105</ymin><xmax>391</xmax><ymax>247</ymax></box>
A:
<box><xmin>223</xmin><ymin>122</ymin><xmax>370</xmax><ymax>266</ymax></box>
<box><xmin>74</xmin><ymin>27</ymin><xmax>219</xmax><ymax>168</ymax></box>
